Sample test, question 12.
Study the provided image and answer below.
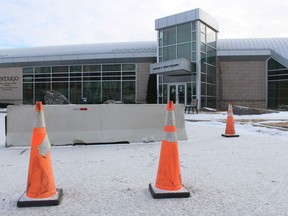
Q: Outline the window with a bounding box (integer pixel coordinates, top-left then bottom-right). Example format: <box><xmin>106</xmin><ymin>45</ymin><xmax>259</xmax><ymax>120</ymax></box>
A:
<box><xmin>163</xmin><ymin>27</ymin><xmax>176</xmax><ymax>46</ymax></box>
<box><xmin>177</xmin><ymin>23</ymin><xmax>191</xmax><ymax>43</ymax></box>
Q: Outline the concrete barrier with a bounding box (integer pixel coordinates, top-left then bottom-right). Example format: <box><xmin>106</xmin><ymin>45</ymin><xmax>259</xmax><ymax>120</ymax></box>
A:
<box><xmin>6</xmin><ymin>104</ymin><xmax>187</xmax><ymax>147</ymax></box>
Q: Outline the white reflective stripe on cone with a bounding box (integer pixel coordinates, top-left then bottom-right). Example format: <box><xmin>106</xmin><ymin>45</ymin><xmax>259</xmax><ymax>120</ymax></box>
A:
<box><xmin>38</xmin><ymin>134</ymin><xmax>51</xmax><ymax>157</ymax></box>
<box><xmin>163</xmin><ymin>131</ymin><xmax>178</xmax><ymax>142</ymax></box>
<box><xmin>34</xmin><ymin>111</ymin><xmax>46</xmax><ymax>128</ymax></box>
<box><xmin>165</xmin><ymin>110</ymin><xmax>176</xmax><ymax>126</ymax></box>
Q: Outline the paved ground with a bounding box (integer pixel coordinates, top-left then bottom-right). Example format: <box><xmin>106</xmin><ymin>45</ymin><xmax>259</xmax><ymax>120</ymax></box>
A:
<box><xmin>1</xmin><ymin>113</ymin><xmax>288</xmax><ymax>216</ymax></box>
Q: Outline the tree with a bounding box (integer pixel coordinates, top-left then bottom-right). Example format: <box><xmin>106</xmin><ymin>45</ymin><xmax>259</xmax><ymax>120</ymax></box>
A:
<box><xmin>146</xmin><ymin>74</ymin><xmax>157</xmax><ymax>104</ymax></box>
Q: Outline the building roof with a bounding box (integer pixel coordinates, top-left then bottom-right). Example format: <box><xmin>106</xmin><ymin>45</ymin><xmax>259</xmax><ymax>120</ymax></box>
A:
<box><xmin>218</xmin><ymin>38</ymin><xmax>288</xmax><ymax>67</ymax></box>
<box><xmin>0</xmin><ymin>41</ymin><xmax>157</xmax><ymax>66</ymax></box>
<box><xmin>155</xmin><ymin>8</ymin><xmax>219</xmax><ymax>32</ymax></box>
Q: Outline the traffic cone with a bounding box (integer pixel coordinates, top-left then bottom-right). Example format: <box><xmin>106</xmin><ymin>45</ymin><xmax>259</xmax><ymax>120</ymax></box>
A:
<box><xmin>17</xmin><ymin>101</ymin><xmax>63</xmax><ymax>207</ymax></box>
<box><xmin>222</xmin><ymin>102</ymin><xmax>239</xmax><ymax>137</ymax></box>
<box><xmin>149</xmin><ymin>101</ymin><xmax>190</xmax><ymax>199</ymax></box>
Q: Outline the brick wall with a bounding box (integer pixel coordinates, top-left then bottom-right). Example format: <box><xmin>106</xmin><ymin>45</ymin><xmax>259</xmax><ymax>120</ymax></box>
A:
<box><xmin>217</xmin><ymin>60</ymin><xmax>266</xmax><ymax>109</ymax></box>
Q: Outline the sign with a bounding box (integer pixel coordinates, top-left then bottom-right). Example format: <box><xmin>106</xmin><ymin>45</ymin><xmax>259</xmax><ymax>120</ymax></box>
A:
<box><xmin>0</xmin><ymin>67</ymin><xmax>23</xmax><ymax>102</ymax></box>
<box><xmin>0</xmin><ymin>76</ymin><xmax>20</xmax><ymax>91</ymax></box>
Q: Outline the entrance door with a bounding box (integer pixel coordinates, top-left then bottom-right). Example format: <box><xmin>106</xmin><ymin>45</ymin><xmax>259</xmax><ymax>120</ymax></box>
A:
<box><xmin>169</xmin><ymin>84</ymin><xmax>185</xmax><ymax>104</ymax></box>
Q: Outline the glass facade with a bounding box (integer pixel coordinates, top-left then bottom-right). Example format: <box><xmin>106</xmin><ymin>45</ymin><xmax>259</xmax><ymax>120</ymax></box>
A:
<box><xmin>157</xmin><ymin>21</ymin><xmax>217</xmax><ymax>108</ymax></box>
<box><xmin>23</xmin><ymin>63</ymin><xmax>136</xmax><ymax>104</ymax></box>
<box><xmin>268</xmin><ymin>59</ymin><xmax>288</xmax><ymax>108</ymax></box>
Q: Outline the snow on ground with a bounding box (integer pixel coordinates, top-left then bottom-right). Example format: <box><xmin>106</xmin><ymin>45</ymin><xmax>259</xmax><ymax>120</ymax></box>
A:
<box><xmin>0</xmin><ymin>109</ymin><xmax>288</xmax><ymax>216</ymax></box>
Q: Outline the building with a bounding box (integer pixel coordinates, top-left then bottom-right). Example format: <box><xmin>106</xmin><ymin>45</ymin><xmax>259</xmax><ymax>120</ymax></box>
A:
<box><xmin>0</xmin><ymin>42</ymin><xmax>156</xmax><ymax>105</ymax></box>
<box><xmin>150</xmin><ymin>8</ymin><xmax>218</xmax><ymax>109</ymax></box>
<box><xmin>217</xmin><ymin>38</ymin><xmax>288</xmax><ymax>109</ymax></box>
<box><xmin>0</xmin><ymin>8</ymin><xmax>288</xmax><ymax>109</ymax></box>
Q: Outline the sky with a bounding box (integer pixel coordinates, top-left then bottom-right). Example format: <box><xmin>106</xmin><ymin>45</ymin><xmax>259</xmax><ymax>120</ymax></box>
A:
<box><xmin>1</xmin><ymin>0</ymin><xmax>288</xmax><ymax>49</ymax></box>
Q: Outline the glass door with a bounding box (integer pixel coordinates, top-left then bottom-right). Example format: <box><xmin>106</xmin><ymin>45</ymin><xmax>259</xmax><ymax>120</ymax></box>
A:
<box><xmin>169</xmin><ymin>83</ymin><xmax>186</xmax><ymax>104</ymax></box>
<box><xmin>178</xmin><ymin>84</ymin><xmax>185</xmax><ymax>104</ymax></box>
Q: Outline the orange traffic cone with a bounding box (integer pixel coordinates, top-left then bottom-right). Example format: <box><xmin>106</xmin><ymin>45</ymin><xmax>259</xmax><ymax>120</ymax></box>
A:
<box><xmin>17</xmin><ymin>101</ymin><xmax>63</xmax><ymax>207</ymax></box>
<box><xmin>222</xmin><ymin>102</ymin><xmax>239</xmax><ymax>137</ymax></box>
<box><xmin>149</xmin><ymin>101</ymin><xmax>190</xmax><ymax>198</ymax></box>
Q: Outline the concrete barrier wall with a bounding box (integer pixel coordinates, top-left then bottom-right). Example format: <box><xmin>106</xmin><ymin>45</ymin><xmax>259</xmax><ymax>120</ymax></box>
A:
<box><xmin>6</xmin><ymin>104</ymin><xmax>187</xmax><ymax>147</ymax></box>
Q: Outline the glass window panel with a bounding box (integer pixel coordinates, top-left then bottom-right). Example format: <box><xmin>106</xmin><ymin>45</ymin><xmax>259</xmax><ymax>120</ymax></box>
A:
<box><xmin>191</xmin><ymin>73</ymin><xmax>196</xmax><ymax>82</ymax></box>
<box><xmin>268</xmin><ymin>59</ymin><xmax>286</xmax><ymax>70</ymax></box>
<box><xmin>200</xmin><ymin>23</ymin><xmax>206</xmax><ymax>33</ymax></box>
<box><xmin>52</xmin><ymin>66</ymin><xmax>68</xmax><ymax>73</ymax></box>
<box><xmin>206</xmin><ymin>27</ymin><xmax>216</xmax><ymax>46</ymax></box>
<box><xmin>207</xmin><ymin>84</ymin><xmax>216</xmax><ymax>96</ymax></box>
<box><xmin>35</xmin><ymin>78</ymin><xmax>51</xmax><ymax>82</ymax></box>
<box><xmin>83</xmin><ymin>76</ymin><xmax>101</xmax><ymax>81</ymax></box>
<box><xmin>177</xmin><ymin>23</ymin><xmax>191</xmax><ymax>43</ymax></box>
<box><xmin>70</xmin><ymin>76</ymin><xmax>82</xmax><ymax>81</ymax></box>
<box><xmin>268</xmin><ymin>75</ymin><xmax>288</xmax><ymax>81</ymax></box>
<box><xmin>201</xmin><ymin>32</ymin><xmax>206</xmax><ymax>43</ymax></box>
<box><xmin>163</xmin><ymin>46</ymin><xmax>176</xmax><ymax>61</ymax></box>
<box><xmin>192</xmin><ymin>22</ymin><xmax>196</xmax><ymax>31</ymax></box>
<box><xmin>70</xmin><ymin>82</ymin><xmax>82</xmax><ymax>104</ymax></box>
<box><xmin>122</xmin><ymin>76</ymin><xmax>135</xmax><ymax>80</ymax></box>
<box><xmin>186</xmin><ymin>83</ymin><xmax>192</xmax><ymax>105</ymax></box>
<box><xmin>207</xmin><ymin>47</ymin><xmax>216</xmax><ymax>66</ymax></box>
<box><xmin>177</xmin><ymin>43</ymin><xmax>191</xmax><ymax>60</ymax></box>
<box><xmin>23</xmin><ymin>67</ymin><xmax>33</xmax><ymax>74</ymax></box>
<box><xmin>201</xmin><ymin>73</ymin><xmax>206</xmax><ymax>82</ymax></box>
<box><xmin>268</xmin><ymin>70</ymin><xmax>288</xmax><ymax>76</ymax></box>
<box><xmin>102</xmin><ymin>64</ymin><xmax>121</xmax><ymax>71</ymax></box>
<box><xmin>207</xmin><ymin>97</ymin><xmax>216</xmax><ymax>108</ymax></box>
<box><xmin>201</xmin><ymin>52</ymin><xmax>206</xmax><ymax>63</ymax></box>
<box><xmin>201</xmin><ymin>82</ymin><xmax>207</xmax><ymax>95</ymax></box>
<box><xmin>163</xmin><ymin>84</ymin><xmax>168</xmax><ymax>104</ymax></box>
<box><xmin>23</xmin><ymin>75</ymin><xmax>34</xmax><ymax>82</ymax></box>
<box><xmin>159</xmin><ymin>30</ymin><xmax>163</xmax><ymax>46</ymax></box>
<box><xmin>35</xmin><ymin>67</ymin><xmax>51</xmax><ymax>74</ymax></box>
<box><xmin>52</xmin><ymin>82</ymin><xmax>68</xmax><ymax>99</ymax></box>
<box><xmin>163</xmin><ymin>26</ymin><xmax>176</xmax><ymax>46</ymax></box>
<box><xmin>192</xmin><ymin>32</ymin><xmax>197</xmax><ymax>41</ymax></box>
<box><xmin>158</xmin><ymin>84</ymin><xmax>163</xmax><ymax>104</ymax></box>
<box><xmin>159</xmin><ymin>38</ymin><xmax>163</xmax><ymax>47</ymax></box>
<box><xmin>192</xmin><ymin>52</ymin><xmax>196</xmax><ymax>62</ymax></box>
<box><xmin>122</xmin><ymin>64</ymin><xmax>135</xmax><ymax>71</ymax></box>
<box><xmin>159</xmin><ymin>30</ymin><xmax>163</xmax><ymax>39</ymax></box>
<box><xmin>52</xmin><ymin>73</ymin><xmax>68</xmax><ymax>80</ymax></box>
<box><xmin>23</xmin><ymin>83</ymin><xmax>33</xmax><ymax>104</ymax></box>
<box><xmin>159</xmin><ymin>48</ymin><xmax>163</xmax><ymax>56</ymax></box>
<box><xmin>122</xmin><ymin>72</ymin><xmax>136</xmax><ymax>75</ymax></box>
<box><xmin>191</xmin><ymin>63</ymin><xmax>196</xmax><ymax>73</ymax></box>
<box><xmin>102</xmin><ymin>77</ymin><xmax>120</xmax><ymax>81</ymax></box>
<box><xmin>201</xmin><ymin>62</ymin><xmax>207</xmax><ymax>73</ymax></box>
<box><xmin>35</xmin><ymin>82</ymin><xmax>50</xmax><ymax>102</ymax></box>
<box><xmin>201</xmin><ymin>43</ymin><xmax>206</xmax><ymax>52</ymax></box>
<box><xmin>193</xmin><ymin>83</ymin><xmax>196</xmax><ymax>98</ymax></box>
<box><xmin>83</xmin><ymin>81</ymin><xmax>101</xmax><ymax>103</ymax></box>
<box><xmin>192</xmin><ymin>42</ymin><xmax>196</xmax><ymax>51</ymax></box>
<box><xmin>201</xmin><ymin>96</ymin><xmax>207</xmax><ymax>107</ymax></box>
<box><xmin>122</xmin><ymin>81</ymin><xmax>135</xmax><ymax>103</ymax></box>
<box><xmin>102</xmin><ymin>81</ymin><xmax>121</xmax><ymax>102</ymax></box>
<box><xmin>207</xmin><ymin>65</ymin><xmax>216</xmax><ymax>84</ymax></box>
<box><xmin>83</xmin><ymin>72</ymin><xmax>101</xmax><ymax>77</ymax></box>
<box><xmin>70</xmin><ymin>65</ymin><xmax>82</xmax><ymax>72</ymax></box>
<box><xmin>102</xmin><ymin>72</ymin><xmax>121</xmax><ymax>76</ymax></box>
<box><xmin>83</xmin><ymin>65</ymin><xmax>101</xmax><ymax>72</ymax></box>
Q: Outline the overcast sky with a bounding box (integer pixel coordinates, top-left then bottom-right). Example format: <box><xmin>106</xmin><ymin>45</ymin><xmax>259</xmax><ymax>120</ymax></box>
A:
<box><xmin>1</xmin><ymin>0</ymin><xmax>288</xmax><ymax>49</ymax></box>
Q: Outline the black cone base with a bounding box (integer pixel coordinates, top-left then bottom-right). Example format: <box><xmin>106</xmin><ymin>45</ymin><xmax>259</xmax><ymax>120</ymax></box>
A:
<box><xmin>221</xmin><ymin>134</ymin><xmax>239</xmax><ymax>138</ymax></box>
<box><xmin>149</xmin><ymin>183</ymin><xmax>190</xmax><ymax>199</ymax></box>
<box><xmin>17</xmin><ymin>188</ymin><xmax>63</xmax><ymax>207</ymax></box>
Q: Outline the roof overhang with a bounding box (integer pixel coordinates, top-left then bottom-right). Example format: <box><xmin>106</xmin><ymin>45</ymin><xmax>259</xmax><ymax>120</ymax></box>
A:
<box><xmin>150</xmin><ymin>58</ymin><xmax>191</xmax><ymax>75</ymax></box>
<box><xmin>217</xmin><ymin>49</ymin><xmax>288</xmax><ymax>68</ymax></box>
